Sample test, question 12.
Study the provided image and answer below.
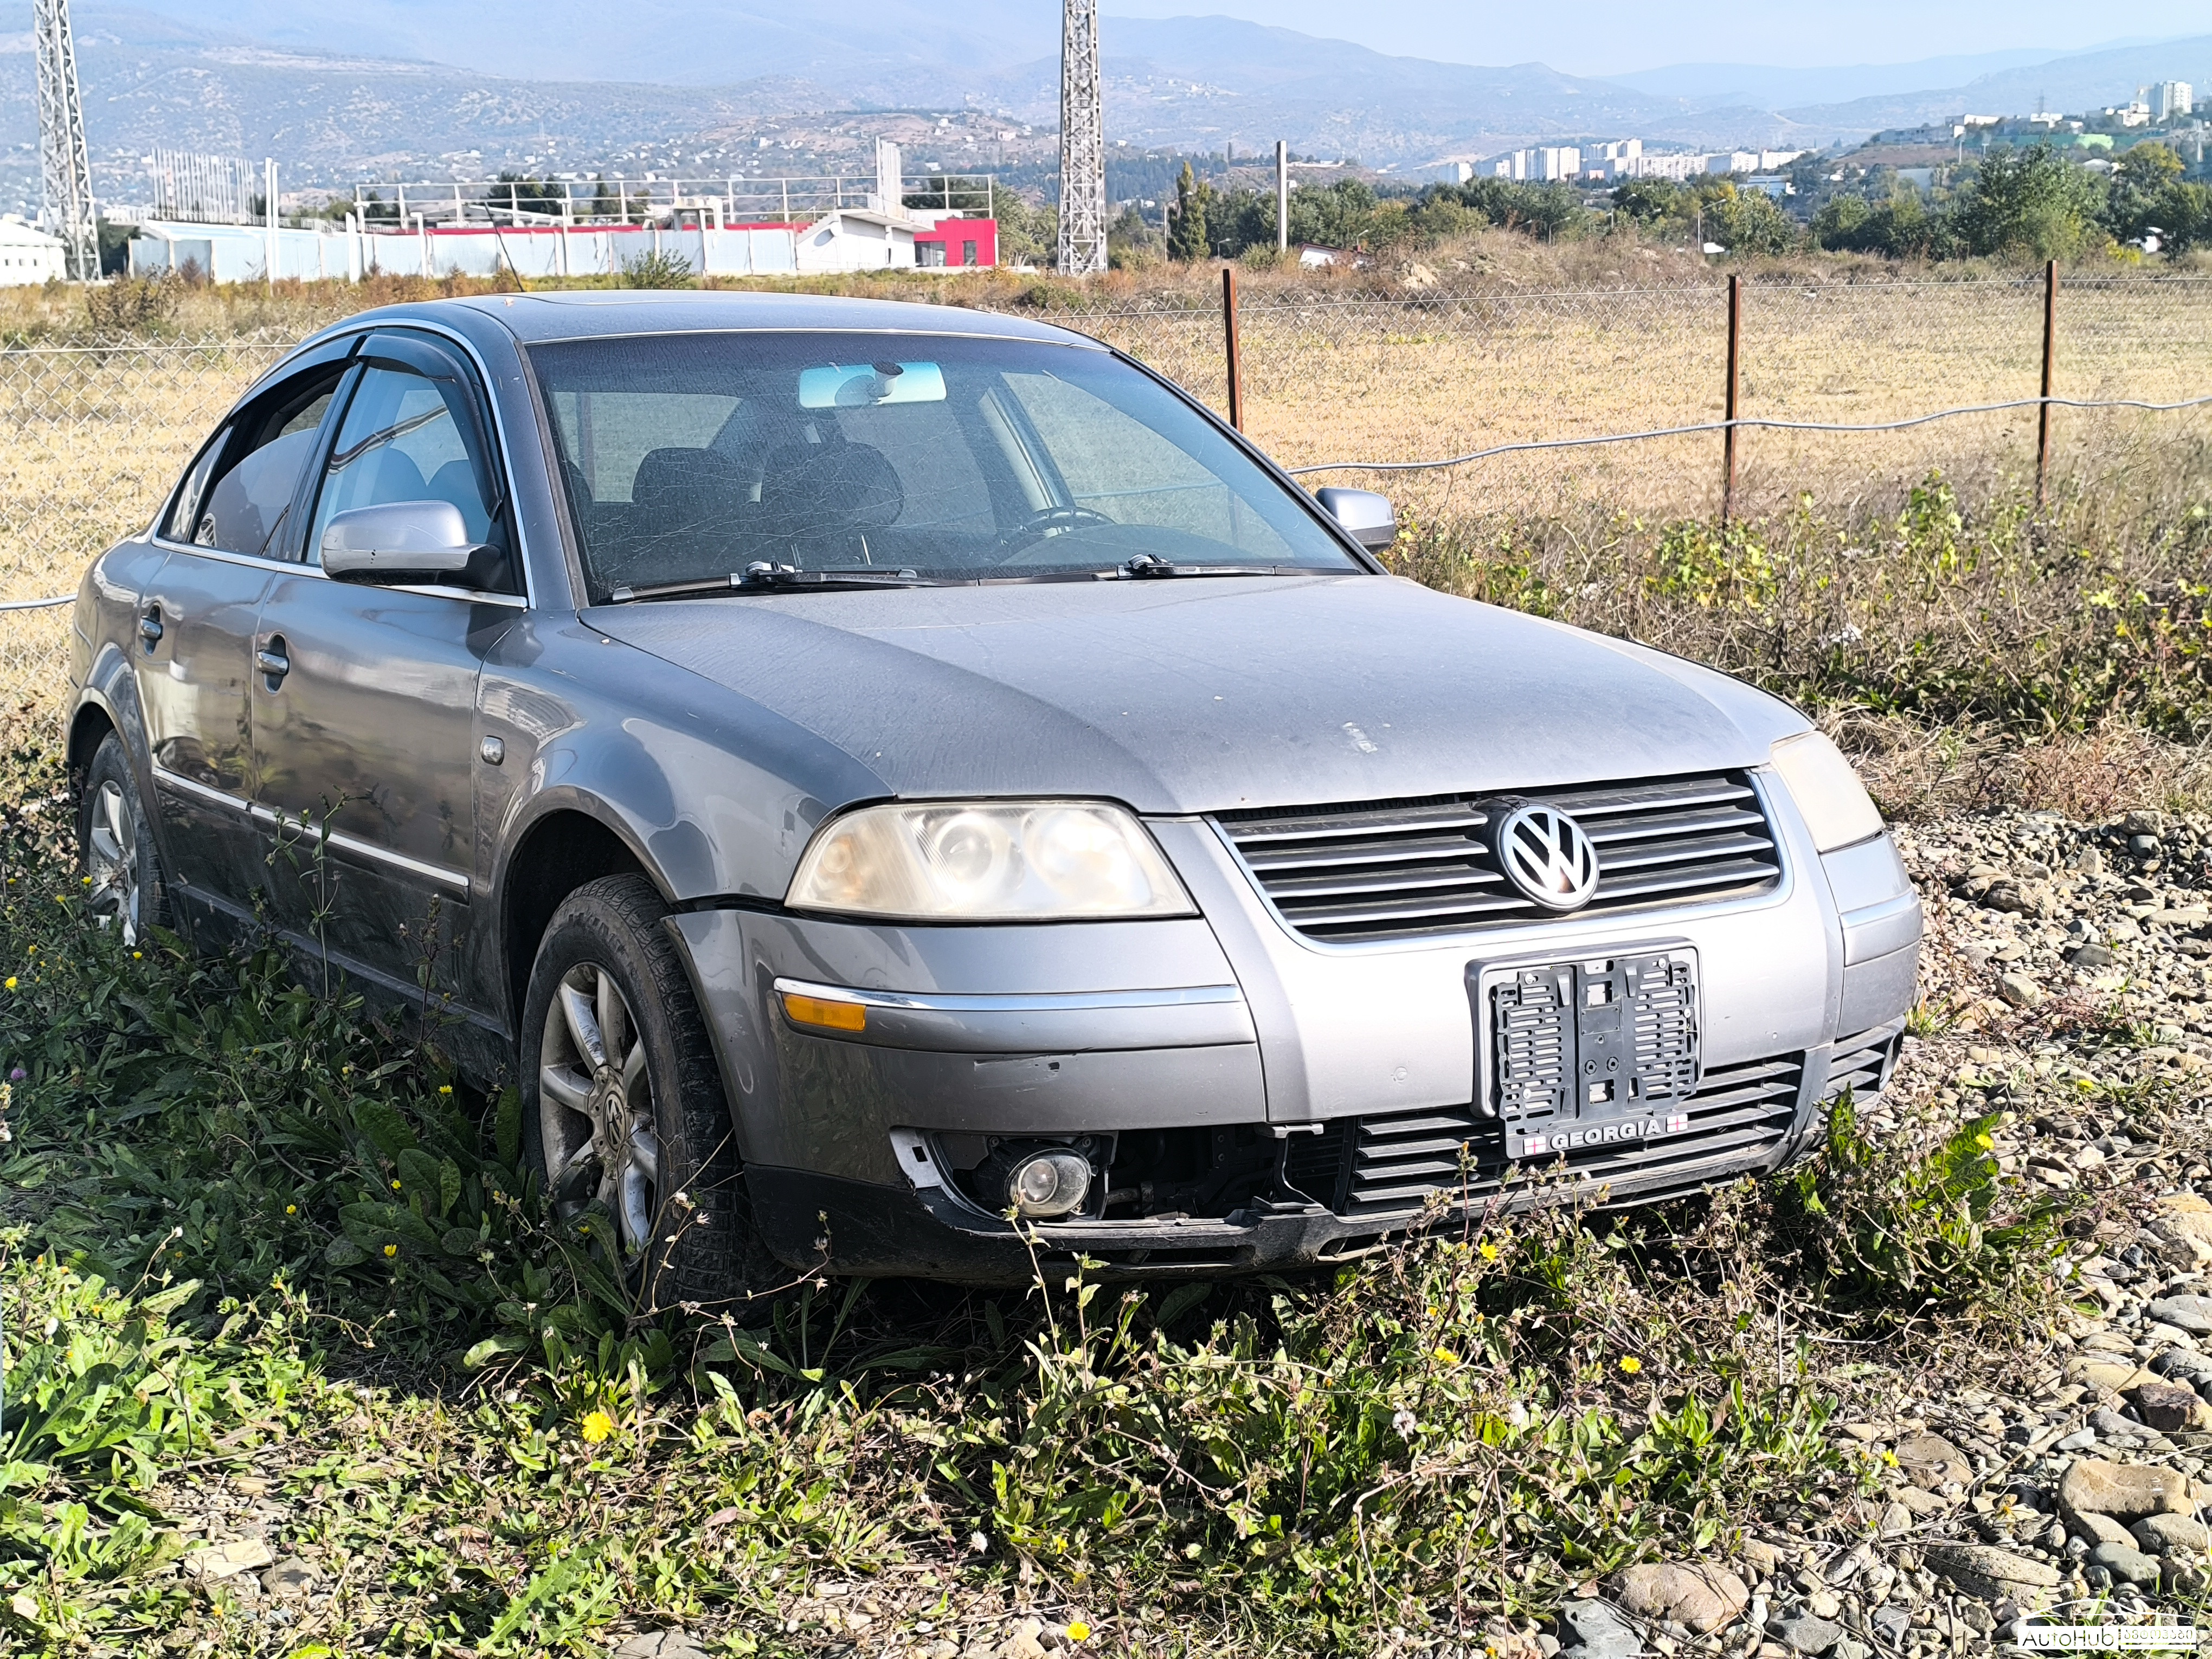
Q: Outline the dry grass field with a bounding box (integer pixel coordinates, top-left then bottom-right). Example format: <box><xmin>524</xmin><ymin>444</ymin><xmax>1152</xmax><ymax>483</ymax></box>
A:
<box><xmin>0</xmin><ymin>243</ymin><xmax>2205</xmax><ymax>735</ymax></box>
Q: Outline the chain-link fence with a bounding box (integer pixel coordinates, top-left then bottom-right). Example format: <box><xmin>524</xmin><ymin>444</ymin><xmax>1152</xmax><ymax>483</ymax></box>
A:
<box><xmin>2</xmin><ymin>276</ymin><xmax>2207</xmax><ymax>706</ymax></box>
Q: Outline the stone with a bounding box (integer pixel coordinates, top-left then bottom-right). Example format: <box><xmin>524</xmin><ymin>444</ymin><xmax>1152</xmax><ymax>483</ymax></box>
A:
<box><xmin>2089</xmin><ymin>1541</ymin><xmax>2162</xmax><ymax>1586</ymax></box>
<box><xmin>2132</xmin><ymin>1379</ymin><xmax>2212</xmax><ymax>1432</ymax></box>
<box><xmin>1831</xmin><ymin>1642</ymin><xmax>1871</xmax><ymax>1659</ymax></box>
<box><xmin>1555</xmin><ymin>1599</ymin><xmax>1642</xmax><ymax>1659</ymax></box>
<box><xmin>258</xmin><ymin>1557</ymin><xmax>317</xmax><ymax>1600</ymax></box>
<box><xmin>1997</xmin><ymin>972</ymin><xmax>2044</xmax><ymax>1007</ymax></box>
<box><xmin>1804</xmin><ymin>1589</ymin><xmax>1841</xmax><ymax>1618</ymax></box>
<box><xmin>1878</xmin><ymin>1501</ymin><xmax>1913</xmax><ymax>1536</ymax></box>
<box><xmin>1607</xmin><ymin>1564</ymin><xmax>1749</xmax><ymax>1636</ymax></box>
<box><xmin>1000</xmin><ymin>1620</ymin><xmax>1050</xmax><ymax>1659</ymax></box>
<box><xmin>2056</xmin><ymin>1427</ymin><xmax>2099</xmax><ymax>1451</ymax></box>
<box><xmin>2061</xmin><ymin>1458</ymin><xmax>2192</xmax><ymax>1526</ymax></box>
<box><xmin>2157</xmin><ymin>1194</ymin><xmax>2212</xmax><ymax>1246</ymax></box>
<box><xmin>2132</xmin><ymin>1512</ymin><xmax>2212</xmax><ymax>1555</ymax></box>
<box><xmin>2068</xmin><ymin>943</ymin><xmax>2119</xmax><ymax>968</ymax></box>
<box><xmin>2150</xmin><ymin>1295</ymin><xmax>2212</xmax><ymax>1336</ymax></box>
<box><xmin>2124</xmin><ymin>810</ymin><xmax>2167</xmax><ymax>838</ymax></box>
<box><xmin>1896</xmin><ymin>1486</ymin><xmax>1948</xmax><ymax>1515</ymax></box>
<box><xmin>1739</xmin><ymin>1539</ymin><xmax>1785</xmax><ymax>1576</ymax></box>
<box><xmin>180</xmin><ymin>1538</ymin><xmax>274</xmax><ymax>1581</ymax></box>
<box><xmin>1870</xmin><ymin>1607</ymin><xmax>1912</xmax><ymax>1648</ymax></box>
<box><xmin>613</xmin><ymin>1635</ymin><xmax>711</xmax><ymax>1659</ymax></box>
<box><xmin>1767</xmin><ymin>1612</ymin><xmax>1844</xmax><ymax>1654</ymax></box>
<box><xmin>1922</xmin><ymin>1541</ymin><xmax>2061</xmax><ymax>1603</ymax></box>
<box><xmin>2067</xmin><ymin>1356</ymin><xmax>2150</xmax><ymax>1391</ymax></box>
<box><xmin>2073</xmin><ymin>1510</ymin><xmax>2138</xmax><ymax>1549</ymax></box>
<box><xmin>1894</xmin><ymin>1432</ymin><xmax>1972</xmax><ymax>1491</ymax></box>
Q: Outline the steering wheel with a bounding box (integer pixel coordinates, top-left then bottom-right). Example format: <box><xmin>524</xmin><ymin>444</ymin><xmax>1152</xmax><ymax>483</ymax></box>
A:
<box><xmin>991</xmin><ymin>505</ymin><xmax>1118</xmax><ymax>563</ymax></box>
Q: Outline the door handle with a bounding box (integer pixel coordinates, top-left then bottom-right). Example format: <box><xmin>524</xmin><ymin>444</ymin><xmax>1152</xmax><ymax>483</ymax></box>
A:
<box><xmin>138</xmin><ymin>605</ymin><xmax>162</xmax><ymax>647</ymax></box>
<box><xmin>256</xmin><ymin>640</ymin><xmax>290</xmax><ymax>686</ymax></box>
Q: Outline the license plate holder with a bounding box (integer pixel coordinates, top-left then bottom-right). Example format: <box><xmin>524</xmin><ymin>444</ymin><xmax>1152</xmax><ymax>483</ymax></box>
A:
<box><xmin>1474</xmin><ymin>948</ymin><xmax>1700</xmax><ymax>1160</ymax></box>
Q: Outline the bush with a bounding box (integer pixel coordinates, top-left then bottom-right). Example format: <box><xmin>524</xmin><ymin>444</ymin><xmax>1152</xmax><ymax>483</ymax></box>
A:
<box><xmin>619</xmin><ymin>248</ymin><xmax>697</xmax><ymax>289</ymax></box>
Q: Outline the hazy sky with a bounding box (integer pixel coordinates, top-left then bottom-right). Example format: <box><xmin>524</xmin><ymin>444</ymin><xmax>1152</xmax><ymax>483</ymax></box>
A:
<box><xmin>1103</xmin><ymin>2</ymin><xmax>2201</xmax><ymax>78</ymax></box>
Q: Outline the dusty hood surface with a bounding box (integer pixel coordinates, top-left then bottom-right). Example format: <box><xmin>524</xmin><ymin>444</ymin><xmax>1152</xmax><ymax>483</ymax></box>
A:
<box><xmin>587</xmin><ymin>574</ymin><xmax>1802</xmax><ymax>815</ymax></box>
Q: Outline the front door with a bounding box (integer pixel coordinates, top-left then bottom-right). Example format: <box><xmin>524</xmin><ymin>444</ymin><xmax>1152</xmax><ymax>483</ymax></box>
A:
<box><xmin>138</xmin><ymin>358</ymin><xmax>349</xmax><ymax>937</ymax></box>
<box><xmin>250</xmin><ymin>335</ymin><xmax>523</xmax><ymax>1001</ymax></box>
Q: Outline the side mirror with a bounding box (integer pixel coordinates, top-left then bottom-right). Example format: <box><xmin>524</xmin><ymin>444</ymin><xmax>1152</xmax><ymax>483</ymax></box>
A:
<box><xmin>320</xmin><ymin>500</ymin><xmax>502</xmax><ymax>588</ymax></box>
<box><xmin>1316</xmin><ymin>486</ymin><xmax>1398</xmax><ymax>554</ymax></box>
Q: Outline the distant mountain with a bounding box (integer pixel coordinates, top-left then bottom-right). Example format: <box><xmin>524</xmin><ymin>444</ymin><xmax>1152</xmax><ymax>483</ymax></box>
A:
<box><xmin>1606</xmin><ymin>48</ymin><xmax>2078</xmax><ymax>113</ymax></box>
<box><xmin>1780</xmin><ymin>35</ymin><xmax>2212</xmax><ymax>136</ymax></box>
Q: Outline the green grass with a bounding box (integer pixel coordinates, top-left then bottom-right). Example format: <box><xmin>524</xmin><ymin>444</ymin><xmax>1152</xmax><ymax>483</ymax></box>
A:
<box><xmin>0</xmin><ymin>732</ymin><xmax>2080</xmax><ymax>1656</ymax></box>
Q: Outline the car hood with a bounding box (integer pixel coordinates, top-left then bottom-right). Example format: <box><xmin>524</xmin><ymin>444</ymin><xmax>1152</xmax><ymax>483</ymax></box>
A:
<box><xmin>587</xmin><ymin>575</ymin><xmax>1806</xmax><ymax>815</ymax></box>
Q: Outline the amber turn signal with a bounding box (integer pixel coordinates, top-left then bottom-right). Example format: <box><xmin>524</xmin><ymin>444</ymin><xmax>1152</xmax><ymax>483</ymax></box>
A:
<box><xmin>781</xmin><ymin>990</ymin><xmax>866</xmax><ymax>1032</ymax></box>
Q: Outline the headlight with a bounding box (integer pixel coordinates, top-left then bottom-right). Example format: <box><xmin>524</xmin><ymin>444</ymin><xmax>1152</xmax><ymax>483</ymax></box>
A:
<box><xmin>1769</xmin><ymin>731</ymin><xmax>1883</xmax><ymax>852</ymax></box>
<box><xmin>786</xmin><ymin>800</ymin><xmax>1195</xmax><ymax>921</ymax></box>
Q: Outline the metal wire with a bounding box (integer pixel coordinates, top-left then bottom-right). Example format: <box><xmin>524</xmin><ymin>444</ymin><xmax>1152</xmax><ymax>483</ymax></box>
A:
<box><xmin>1287</xmin><ymin>391</ymin><xmax>2212</xmax><ymax>475</ymax></box>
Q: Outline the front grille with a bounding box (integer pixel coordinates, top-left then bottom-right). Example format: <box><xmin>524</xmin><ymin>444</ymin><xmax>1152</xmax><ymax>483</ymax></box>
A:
<box><xmin>1283</xmin><ymin>1050</ymin><xmax>1806</xmax><ymax>1218</ymax></box>
<box><xmin>1217</xmin><ymin>771</ymin><xmax>1782</xmax><ymax>944</ymax></box>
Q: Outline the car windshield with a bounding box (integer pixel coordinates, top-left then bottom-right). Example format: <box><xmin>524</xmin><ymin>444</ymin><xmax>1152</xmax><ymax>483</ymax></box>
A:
<box><xmin>527</xmin><ymin>330</ymin><xmax>1361</xmax><ymax>599</ymax></box>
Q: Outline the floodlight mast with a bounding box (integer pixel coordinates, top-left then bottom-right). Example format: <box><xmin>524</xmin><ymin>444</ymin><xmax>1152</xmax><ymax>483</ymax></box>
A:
<box><xmin>1055</xmin><ymin>0</ymin><xmax>1107</xmax><ymax>275</ymax></box>
<box><xmin>34</xmin><ymin>0</ymin><xmax>98</xmax><ymax>281</ymax></box>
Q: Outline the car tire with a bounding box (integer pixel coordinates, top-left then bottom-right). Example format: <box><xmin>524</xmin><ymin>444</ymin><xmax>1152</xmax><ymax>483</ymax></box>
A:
<box><xmin>519</xmin><ymin>873</ymin><xmax>773</xmax><ymax>1310</ymax></box>
<box><xmin>79</xmin><ymin>732</ymin><xmax>170</xmax><ymax>948</ymax></box>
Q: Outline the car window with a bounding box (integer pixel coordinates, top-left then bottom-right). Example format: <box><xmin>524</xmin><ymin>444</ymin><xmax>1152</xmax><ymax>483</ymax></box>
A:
<box><xmin>170</xmin><ymin>371</ymin><xmax>342</xmax><ymax>556</ymax></box>
<box><xmin>527</xmin><ymin>331</ymin><xmax>1359</xmax><ymax>601</ymax></box>
<box><xmin>306</xmin><ymin>363</ymin><xmax>499</xmax><ymax>566</ymax></box>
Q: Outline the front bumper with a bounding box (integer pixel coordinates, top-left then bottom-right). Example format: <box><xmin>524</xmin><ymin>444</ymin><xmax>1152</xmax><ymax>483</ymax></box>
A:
<box><xmin>665</xmin><ymin>772</ymin><xmax>1921</xmax><ymax>1280</ymax></box>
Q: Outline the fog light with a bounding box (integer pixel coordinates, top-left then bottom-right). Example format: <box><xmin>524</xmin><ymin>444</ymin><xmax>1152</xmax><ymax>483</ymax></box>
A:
<box><xmin>989</xmin><ymin>1147</ymin><xmax>1092</xmax><ymax>1219</ymax></box>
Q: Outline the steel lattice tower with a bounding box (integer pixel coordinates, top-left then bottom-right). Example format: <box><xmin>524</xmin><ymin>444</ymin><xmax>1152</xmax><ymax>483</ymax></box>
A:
<box><xmin>34</xmin><ymin>0</ymin><xmax>97</xmax><ymax>281</ymax></box>
<box><xmin>1055</xmin><ymin>0</ymin><xmax>1107</xmax><ymax>275</ymax></box>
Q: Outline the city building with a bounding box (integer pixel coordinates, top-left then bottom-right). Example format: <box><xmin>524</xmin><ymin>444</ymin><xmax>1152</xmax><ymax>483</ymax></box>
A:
<box><xmin>2152</xmin><ymin>82</ymin><xmax>2195</xmax><ymax>121</ymax></box>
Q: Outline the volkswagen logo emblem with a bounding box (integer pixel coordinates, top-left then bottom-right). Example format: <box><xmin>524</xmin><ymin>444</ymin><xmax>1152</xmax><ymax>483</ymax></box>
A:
<box><xmin>1491</xmin><ymin>801</ymin><xmax>1601</xmax><ymax>911</ymax></box>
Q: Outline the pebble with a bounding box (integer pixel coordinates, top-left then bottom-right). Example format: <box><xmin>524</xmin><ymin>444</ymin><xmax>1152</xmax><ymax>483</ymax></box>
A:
<box><xmin>2149</xmin><ymin>1294</ymin><xmax>2212</xmax><ymax>1335</ymax></box>
<box><xmin>612</xmin><ymin>1635</ymin><xmax>712</xmax><ymax>1659</ymax></box>
<box><xmin>1606</xmin><ymin>1564</ymin><xmax>1747</xmax><ymax>1636</ymax></box>
<box><xmin>2059</xmin><ymin>1458</ymin><xmax>2191</xmax><ymax>1526</ymax></box>
<box><xmin>2089</xmin><ymin>1540</ymin><xmax>2163</xmax><ymax>1586</ymax></box>
<box><xmin>2133</xmin><ymin>1512</ymin><xmax>2212</xmax><ymax>1554</ymax></box>
<box><xmin>1767</xmin><ymin>1612</ymin><xmax>1844</xmax><ymax>1654</ymax></box>
<box><xmin>1555</xmin><ymin>1598</ymin><xmax>1642</xmax><ymax>1659</ymax></box>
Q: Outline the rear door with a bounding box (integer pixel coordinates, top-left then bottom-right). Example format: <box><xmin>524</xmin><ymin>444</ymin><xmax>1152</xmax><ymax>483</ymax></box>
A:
<box><xmin>250</xmin><ymin>330</ymin><xmax>524</xmax><ymax>999</ymax></box>
<box><xmin>138</xmin><ymin>348</ymin><xmax>352</xmax><ymax>936</ymax></box>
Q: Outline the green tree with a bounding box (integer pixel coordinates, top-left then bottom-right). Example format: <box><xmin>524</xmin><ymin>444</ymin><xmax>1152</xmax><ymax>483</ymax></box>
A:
<box><xmin>1947</xmin><ymin>144</ymin><xmax>2104</xmax><ymax>260</ymax></box>
<box><xmin>1167</xmin><ymin>162</ymin><xmax>1213</xmax><ymax>260</ymax></box>
<box><xmin>992</xmin><ymin>193</ymin><xmax>1057</xmax><ymax>266</ymax></box>
<box><xmin>1700</xmin><ymin>183</ymin><xmax>1798</xmax><ymax>255</ymax></box>
<box><xmin>2103</xmin><ymin>142</ymin><xmax>2188</xmax><ymax>245</ymax></box>
<box><xmin>1611</xmin><ymin>177</ymin><xmax>1685</xmax><ymax>225</ymax></box>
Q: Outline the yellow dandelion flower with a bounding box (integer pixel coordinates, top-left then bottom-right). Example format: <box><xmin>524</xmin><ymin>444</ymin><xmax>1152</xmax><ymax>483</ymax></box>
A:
<box><xmin>1619</xmin><ymin>1356</ymin><xmax>1642</xmax><ymax>1374</ymax></box>
<box><xmin>4</xmin><ymin>978</ymin><xmax>15</xmax><ymax>991</ymax></box>
<box><xmin>1975</xmin><ymin>1132</ymin><xmax>1994</xmax><ymax>1150</ymax></box>
<box><xmin>438</xmin><ymin>1084</ymin><xmax>452</xmax><ymax>1095</ymax></box>
<box><xmin>1068</xmin><ymin>1622</ymin><xmax>1092</xmax><ymax>1643</ymax></box>
<box><xmin>285</xmin><ymin>1204</ymin><xmax>297</xmax><ymax>1216</ymax></box>
<box><xmin>391</xmin><ymin>1179</ymin><xmax>402</xmax><ymax>1190</ymax></box>
<box><xmin>1479</xmin><ymin>1240</ymin><xmax>1500</xmax><ymax>1262</ymax></box>
<box><xmin>580</xmin><ymin>1410</ymin><xmax>615</xmax><ymax>1444</ymax></box>
<box><xmin>1433</xmin><ymin>1347</ymin><xmax>1458</xmax><ymax>1365</ymax></box>
<box><xmin>382</xmin><ymin>1243</ymin><xmax>398</xmax><ymax>1257</ymax></box>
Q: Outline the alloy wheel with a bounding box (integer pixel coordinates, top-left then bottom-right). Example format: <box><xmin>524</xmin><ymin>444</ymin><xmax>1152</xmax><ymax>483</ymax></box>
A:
<box><xmin>537</xmin><ymin>961</ymin><xmax>663</xmax><ymax>1257</ymax></box>
<box><xmin>86</xmin><ymin>780</ymin><xmax>141</xmax><ymax>946</ymax></box>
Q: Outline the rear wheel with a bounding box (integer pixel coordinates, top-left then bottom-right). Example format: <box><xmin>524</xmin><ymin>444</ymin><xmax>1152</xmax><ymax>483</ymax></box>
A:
<box><xmin>519</xmin><ymin>874</ymin><xmax>770</xmax><ymax>1308</ymax></box>
<box><xmin>78</xmin><ymin>734</ymin><xmax>169</xmax><ymax>947</ymax></box>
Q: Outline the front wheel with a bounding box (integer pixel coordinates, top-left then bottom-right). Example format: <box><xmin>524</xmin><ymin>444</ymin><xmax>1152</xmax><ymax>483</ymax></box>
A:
<box><xmin>519</xmin><ymin>874</ymin><xmax>768</xmax><ymax>1309</ymax></box>
<box><xmin>78</xmin><ymin>733</ymin><xmax>170</xmax><ymax>947</ymax></box>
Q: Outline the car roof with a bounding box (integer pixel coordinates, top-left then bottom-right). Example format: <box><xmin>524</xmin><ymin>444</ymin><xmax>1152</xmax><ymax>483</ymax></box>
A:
<box><xmin>312</xmin><ymin>289</ymin><xmax>1107</xmax><ymax>350</ymax></box>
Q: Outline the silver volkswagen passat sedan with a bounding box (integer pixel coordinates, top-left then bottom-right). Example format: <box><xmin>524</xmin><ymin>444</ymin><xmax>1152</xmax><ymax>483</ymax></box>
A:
<box><xmin>67</xmin><ymin>292</ymin><xmax>1920</xmax><ymax>1296</ymax></box>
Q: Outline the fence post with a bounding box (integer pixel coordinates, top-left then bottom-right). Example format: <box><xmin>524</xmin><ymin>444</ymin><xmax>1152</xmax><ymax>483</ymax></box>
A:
<box><xmin>2037</xmin><ymin>258</ymin><xmax>2058</xmax><ymax>509</ymax></box>
<box><xmin>1721</xmin><ymin>272</ymin><xmax>1742</xmax><ymax>524</ymax></box>
<box><xmin>1223</xmin><ymin>265</ymin><xmax>1245</xmax><ymax>432</ymax></box>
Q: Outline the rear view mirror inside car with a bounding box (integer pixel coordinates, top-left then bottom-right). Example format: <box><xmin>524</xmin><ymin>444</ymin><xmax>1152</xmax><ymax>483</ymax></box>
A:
<box><xmin>799</xmin><ymin>361</ymin><xmax>947</xmax><ymax>409</ymax></box>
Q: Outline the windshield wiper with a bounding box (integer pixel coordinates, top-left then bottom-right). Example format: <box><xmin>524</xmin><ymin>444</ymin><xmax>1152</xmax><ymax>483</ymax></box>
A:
<box><xmin>1105</xmin><ymin>554</ymin><xmax>1312</xmax><ymax>580</ymax></box>
<box><xmin>606</xmin><ymin>564</ymin><xmax>948</xmax><ymax>603</ymax></box>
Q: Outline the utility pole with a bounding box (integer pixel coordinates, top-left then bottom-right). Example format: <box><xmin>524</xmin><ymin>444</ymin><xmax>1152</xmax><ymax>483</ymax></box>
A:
<box><xmin>33</xmin><ymin>0</ymin><xmax>97</xmax><ymax>281</ymax></box>
<box><xmin>1275</xmin><ymin>139</ymin><xmax>1289</xmax><ymax>253</ymax></box>
<box><xmin>1055</xmin><ymin>0</ymin><xmax>1107</xmax><ymax>274</ymax></box>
